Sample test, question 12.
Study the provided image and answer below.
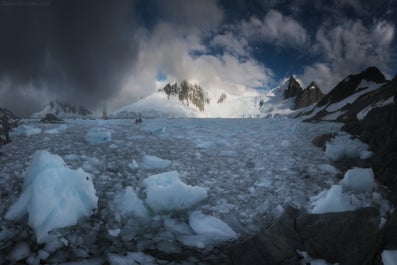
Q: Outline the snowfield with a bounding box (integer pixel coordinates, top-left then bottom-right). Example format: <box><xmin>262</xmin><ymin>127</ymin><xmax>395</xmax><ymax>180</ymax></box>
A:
<box><xmin>0</xmin><ymin>118</ymin><xmax>391</xmax><ymax>264</ymax></box>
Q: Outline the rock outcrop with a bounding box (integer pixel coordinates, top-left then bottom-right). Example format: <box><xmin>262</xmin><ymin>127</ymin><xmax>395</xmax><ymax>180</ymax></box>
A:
<box><xmin>294</xmin><ymin>82</ymin><xmax>324</xmax><ymax>109</ymax></box>
<box><xmin>230</xmin><ymin>207</ymin><xmax>381</xmax><ymax>265</ymax></box>
<box><xmin>283</xmin><ymin>76</ymin><xmax>302</xmax><ymax>99</ymax></box>
<box><xmin>298</xmin><ymin>67</ymin><xmax>391</xmax><ymax>122</ymax></box>
<box><xmin>32</xmin><ymin>101</ymin><xmax>93</xmax><ymax>118</ymax></box>
<box><xmin>40</xmin><ymin>113</ymin><xmax>64</xmax><ymax>124</ymax></box>
<box><xmin>159</xmin><ymin>81</ymin><xmax>210</xmax><ymax>112</ymax></box>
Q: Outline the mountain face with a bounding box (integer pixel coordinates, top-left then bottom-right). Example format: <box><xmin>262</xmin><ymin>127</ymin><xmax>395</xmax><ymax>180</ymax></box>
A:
<box><xmin>283</xmin><ymin>76</ymin><xmax>303</xmax><ymax>99</ymax></box>
<box><xmin>159</xmin><ymin>81</ymin><xmax>210</xmax><ymax>112</ymax></box>
<box><xmin>294</xmin><ymin>82</ymin><xmax>324</xmax><ymax>110</ymax></box>
<box><xmin>297</xmin><ymin>66</ymin><xmax>390</xmax><ymax>122</ymax></box>
<box><xmin>32</xmin><ymin>101</ymin><xmax>94</xmax><ymax>118</ymax></box>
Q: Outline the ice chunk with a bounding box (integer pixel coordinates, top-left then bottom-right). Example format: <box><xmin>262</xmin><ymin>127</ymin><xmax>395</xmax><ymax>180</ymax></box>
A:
<box><xmin>324</xmin><ymin>143</ymin><xmax>345</xmax><ymax>162</ymax></box>
<box><xmin>140</xmin><ymin>155</ymin><xmax>171</xmax><ymax>170</ymax></box>
<box><xmin>281</xmin><ymin>140</ymin><xmax>291</xmax><ymax>148</ymax></box>
<box><xmin>164</xmin><ymin>218</ymin><xmax>193</xmax><ymax>235</ymax></box>
<box><xmin>189</xmin><ymin>211</ymin><xmax>238</xmax><ymax>243</ymax></box>
<box><xmin>10</xmin><ymin>125</ymin><xmax>41</xmax><ymax>137</ymax></box>
<box><xmin>5</xmin><ymin>150</ymin><xmax>98</xmax><ymax>243</ymax></box>
<box><xmin>325</xmin><ymin>134</ymin><xmax>372</xmax><ymax>161</ymax></box>
<box><xmin>311</xmin><ymin>185</ymin><xmax>355</xmax><ymax>214</ymax></box>
<box><xmin>9</xmin><ymin>242</ymin><xmax>31</xmax><ymax>262</ymax></box>
<box><xmin>108</xmin><ymin>252</ymin><xmax>157</xmax><ymax>265</ymax></box>
<box><xmin>108</xmin><ymin>228</ymin><xmax>121</xmax><ymax>237</ymax></box>
<box><xmin>318</xmin><ymin>164</ymin><xmax>341</xmax><ymax>175</ymax></box>
<box><xmin>85</xmin><ymin>128</ymin><xmax>111</xmax><ymax>144</ymax></box>
<box><xmin>382</xmin><ymin>250</ymin><xmax>397</xmax><ymax>265</ymax></box>
<box><xmin>143</xmin><ymin>171</ymin><xmax>207</xmax><ymax>212</ymax></box>
<box><xmin>128</xmin><ymin>159</ymin><xmax>139</xmax><ymax>169</ymax></box>
<box><xmin>340</xmin><ymin>167</ymin><xmax>375</xmax><ymax>193</ymax></box>
<box><xmin>44</xmin><ymin>125</ymin><xmax>67</xmax><ymax>134</ymax></box>
<box><xmin>113</xmin><ymin>186</ymin><xmax>149</xmax><ymax>221</ymax></box>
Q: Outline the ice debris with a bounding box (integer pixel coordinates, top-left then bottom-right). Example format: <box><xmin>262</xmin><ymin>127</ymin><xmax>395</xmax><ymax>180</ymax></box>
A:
<box><xmin>85</xmin><ymin>128</ymin><xmax>111</xmax><ymax>144</ymax></box>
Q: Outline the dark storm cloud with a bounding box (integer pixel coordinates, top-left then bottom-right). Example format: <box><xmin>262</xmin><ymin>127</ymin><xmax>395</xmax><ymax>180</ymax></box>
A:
<box><xmin>0</xmin><ymin>0</ymin><xmax>138</xmax><ymax>115</ymax></box>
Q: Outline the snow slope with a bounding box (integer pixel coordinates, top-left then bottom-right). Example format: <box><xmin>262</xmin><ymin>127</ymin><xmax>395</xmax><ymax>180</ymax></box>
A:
<box><xmin>0</xmin><ymin>118</ymin><xmax>390</xmax><ymax>264</ymax></box>
<box><xmin>111</xmin><ymin>83</ymin><xmax>295</xmax><ymax>119</ymax></box>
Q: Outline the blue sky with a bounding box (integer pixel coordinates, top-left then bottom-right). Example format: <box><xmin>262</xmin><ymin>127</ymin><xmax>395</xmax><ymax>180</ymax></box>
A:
<box><xmin>0</xmin><ymin>0</ymin><xmax>396</xmax><ymax>115</ymax></box>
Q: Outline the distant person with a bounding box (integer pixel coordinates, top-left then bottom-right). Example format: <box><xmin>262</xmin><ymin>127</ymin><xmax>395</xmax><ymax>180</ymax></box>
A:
<box><xmin>1</xmin><ymin>114</ymin><xmax>11</xmax><ymax>143</ymax></box>
<box><xmin>135</xmin><ymin>113</ymin><xmax>142</xmax><ymax>124</ymax></box>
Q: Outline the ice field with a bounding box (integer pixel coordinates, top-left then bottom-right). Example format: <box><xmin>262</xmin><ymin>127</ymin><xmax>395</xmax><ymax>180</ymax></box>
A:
<box><xmin>0</xmin><ymin>118</ymin><xmax>391</xmax><ymax>264</ymax></box>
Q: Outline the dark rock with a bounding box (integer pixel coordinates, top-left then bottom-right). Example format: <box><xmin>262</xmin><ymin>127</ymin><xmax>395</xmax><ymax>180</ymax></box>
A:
<box><xmin>283</xmin><ymin>76</ymin><xmax>302</xmax><ymax>99</ymax></box>
<box><xmin>230</xmin><ymin>206</ymin><xmax>300</xmax><ymax>265</ymax></box>
<box><xmin>294</xmin><ymin>82</ymin><xmax>324</xmax><ymax>109</ymax></box>
<box><xmin>217</xmin><ymin>93</ymin><xmax>227</xmax><ymax>104</ymax></box>
<box><xmin>159</xmin><ymin>81</ymin><xmax>210</xmax><ymax>112</ymax></box>
<box><xmin>311</xmin><ymin>133</ymin><xmax>335</xmax><ymax>148</ymax></box>
<box><xmin>40</xmin><ymin>113</ymin><xmax>64</xmax><ymax>123</ymax></box>
<box><xmin>383</xmin><ymin>209</ymin><xmax>397</xmax><ymax>249</ymax></box>
<box><xmin>317</xmin><ymin>66</ymin><xmax>386</xmax><ymax>108</ymax></box>
<box><xmin>302</xmin><ymin>67</ymin><xmax>390</xmax><ymax>122</ymax></box>
<box><xmin>37</xmin><ymin>101</ymin><xmax>92</xmax><ymax>118</ymax></box>
<box><xmin>296</xmin><ymin>207</ymin><xmax>381</xmax><ymax>265</ymax></box>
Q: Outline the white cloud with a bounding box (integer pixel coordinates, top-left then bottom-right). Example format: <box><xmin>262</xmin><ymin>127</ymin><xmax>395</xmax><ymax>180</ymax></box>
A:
<box><xmin>301</xmin><ymin>19</ymin><xmax>395</xmax><ymax>92</ymax></box>
<box><xmin>111</xmin><ymin>22</ymin><xmax>274</xmax><ymax>110</ymax></box>
<box><xmin>239</xmin><ymin>9</ymin><xmax>310</xmax><ymax>49</ymax></box>
<box><xmin>210</xmin><ymin>32</ymin><xmax>249</xmax><ymax>57</ymax></box>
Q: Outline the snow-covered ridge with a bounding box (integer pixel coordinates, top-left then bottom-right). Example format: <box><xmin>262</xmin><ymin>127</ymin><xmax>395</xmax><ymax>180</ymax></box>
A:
<box><xmin>112</xmin><ymin>79</ymin><xmax>300</xmax><ymax>119</ymax></box>
<box><xmin>31</xmin><ymin>101</ymin><xmax>100</xmax><ymax>119</ymax></box>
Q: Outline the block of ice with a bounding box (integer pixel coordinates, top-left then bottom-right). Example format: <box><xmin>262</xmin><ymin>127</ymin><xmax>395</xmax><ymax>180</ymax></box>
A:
<box><xmin>113</xmin><ymin>186</ymin><xmax>149</xmax><ymax>221</ymax></box>
<box><xmin>10</xmin><ymin>125</ymin><xmax>42</xmax><ymax>137</ymax></box>
<box><xmin>382</xmin><ymin>250</ymin><xmax>397</xmax><ymax>265</ymax></box>
<box><xmin>44</xmin><ymin>125</ymin><xmax>68</xmax><ymax>134</ymax></box>
<box><xmin>189</xmin><ymin>211</ymin><xmax>238</xmax><ymax>243</ymax></box>
<box><xmin>163</xmin><ymin>218</ymin><xmax>193</xmax><ymax>235</ymax></box>
<box><xmin>128</xmin><ymin>159</ymin><xmax>139</xmax><ymax>169</ymax></box>
<box><xmin>85</xmin><ymin>128</ymin><xmax>111</xmax><ymax>144</ymax></box>
<box><xmin>108</xmin><ymin>252</ymin><xmax>157</xmax><ymax>265</ymax></box>
<box><xmin>325</xmin><ymin>134</ymin><xmax>373</xmax><ymax>162</ymax></box>
<box><xmin>143</xmin><ymin>171</ymin><xmax>207</xmax><ymax>212</ymax></box>
<box><xmin>325</xmin><ymin>143</ymin><xmax>345</xmax><ymax>162</ymax></box>
<box><xmin>140</xmin><ymin>155</ymin><xmax>171</xmax><ymax>170</ymax></box>
<box><xmin>9</xmin><ymin>242</ymin><xmax>31</xmax><ymax>262</ymax></box>
<box><xmin>311</xmin><ymin>185</ymin><xmax>355</xmax><ymax>214</ymax></box>
<box><xmin>340</xmin><ymin>168</ymin><xmax>375</xmax><ymax>193</ymax></box>
<box><xmin>5</xmin><ymin>150</ymin><xmax>98</xmax><ymax>243</ymax></box>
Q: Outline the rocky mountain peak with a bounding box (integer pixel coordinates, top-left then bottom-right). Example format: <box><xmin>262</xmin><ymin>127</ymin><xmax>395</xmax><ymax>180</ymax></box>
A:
<box><xmin>361</xmin><ymin>66</ymin><xmax>386</xmax><ymax>83</ymax></box>
<box><xmin>308</xmin><ymin>81</ymin><xmax>318</xmax><ymax>89</ymax></box>
<box><xmin>283</xmin><ymin>75</ymin><xmax>303</xmax><ymax>99</ymax></box>
<box><xmin>159</xmin><ymin>80</ymin><xmax>210</xmax><ymax>112</ymax></box>
<box><xmin>316</xmin><ymin>67</ymin><xmax>388</xmax><ymax>107</ymax></box>
<box><xmin>294</xmin><ymin>82</ymin><xmax>324</xmax><ymax>109</ymax></box>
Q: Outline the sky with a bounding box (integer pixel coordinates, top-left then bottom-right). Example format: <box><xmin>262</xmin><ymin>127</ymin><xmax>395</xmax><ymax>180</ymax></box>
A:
<box><xmin>0</xmin><ymin>0</ymin><xmax>396</xmax><ymax>116</ymax></box>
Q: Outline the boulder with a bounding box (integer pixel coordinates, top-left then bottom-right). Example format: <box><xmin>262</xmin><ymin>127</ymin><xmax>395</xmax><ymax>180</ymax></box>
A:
<box><xmin>229</xmin><ymin>207</ymin><xmax>382</xmax><ymax>265</ymax></box>
<box><xmin>296</xmin><ymin>207</ymin><xmax>381</xmax><ymax>265</ymax></box>
<box><xmin>230</xmin><ymin>206</ymin><xmax>300</xmax><ymax>265</ymax></box>
<box><xmin>40</xmin><ymin>113</ymin><xmax>64</xmax><ymax>124</ymax></box>
<box><xmin>311</xmin><ymin>133</ymin><xmax>335</xmax><ymax>149</ymax></box>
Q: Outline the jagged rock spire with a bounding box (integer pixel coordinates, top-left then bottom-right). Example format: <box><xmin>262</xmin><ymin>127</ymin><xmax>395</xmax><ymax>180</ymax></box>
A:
<box><xmin>283</xmin><ymin>76</ymin><xmax>303</xmax><ymax>99</ymax></box>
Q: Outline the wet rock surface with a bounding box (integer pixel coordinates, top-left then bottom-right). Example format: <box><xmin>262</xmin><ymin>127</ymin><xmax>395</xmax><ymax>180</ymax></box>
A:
<box><xmin>229</xmin><ymin>207</ymin><xmax>382</xmax><ymax>265</ymax></box>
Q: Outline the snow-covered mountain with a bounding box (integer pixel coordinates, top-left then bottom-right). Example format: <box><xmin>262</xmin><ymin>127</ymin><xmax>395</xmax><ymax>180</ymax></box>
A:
<box><xmin>31</xmin><ymin>101</ymin><xmax>99</xmax><ymax>119</ymax></box>
<box><xmin>297</xmin><ymin>67</ymin><xmax>393</xmax><ymax>122</ymax></box>
<box><xmin>111</xmin><ymin>78</ymin><xmax>318</xmax><ymax>119</ymax></box>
